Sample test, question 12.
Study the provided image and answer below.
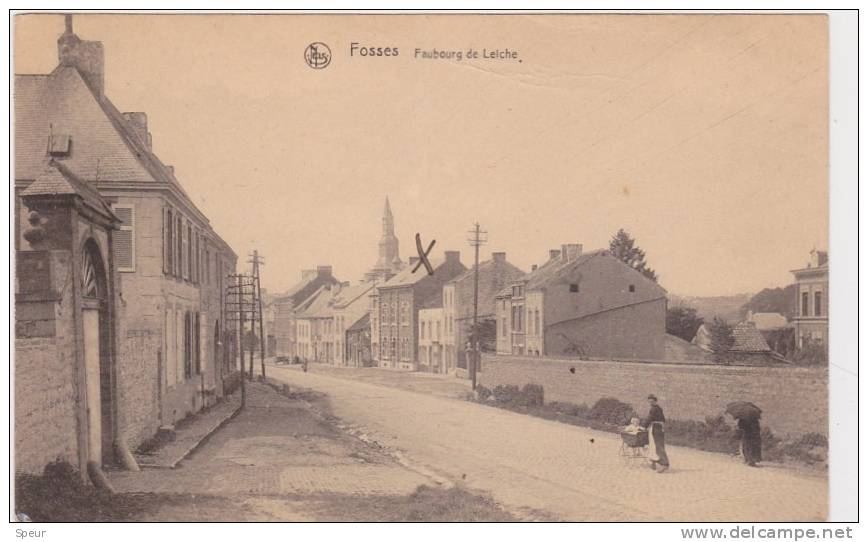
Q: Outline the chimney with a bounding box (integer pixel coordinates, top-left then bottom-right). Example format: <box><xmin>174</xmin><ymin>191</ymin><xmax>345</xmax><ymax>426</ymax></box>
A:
<box><xmin>409</xmin><ymin>256</ymin><xmax>420</xmax><ymax>267</ymax></box>
<box><xmin>531</xmin><ymin>264</ymin><xmax>538</xmax><ymax>272</ymax></box>
<box><xmin>444</xmin><ymin>250</ymin><xmax>460</xmax><ymax>263</ymax></box>
<box><xmin>317</xmin><ymin>265</ymin><xmax>333</xmax><ymax>276</ymax></box>
<box><xmin>166</xmin><ymin>165</ymin><xmax>174</xmax><ymax>176</ymax></box>
<box><xmin>549</xmin><ymin>249</ymin><xmax>561</xmax><ymax>260</ymax></box>
<box><xmin>492</xmin><ymin>252</ymin><xmax>506</xmax><ymax>263</ymax></box>
<box><xmin>57</xmin><ymin>15</ymin><xmax>105</xmax><ymax>97</ymax></box>
<box><xmin>301</xmin><ymin>269</ymin><xmax>317</xmax><ymax>281</ymax></box>
<box><xmin>122</xmin><ymin>112</ymin><xmax>152</xmax><ymax>150</ymax></box>
<box><xmin>561</xmin><ymin>243</ymin><xmax>583</xmax><ymax>262</ymax></box>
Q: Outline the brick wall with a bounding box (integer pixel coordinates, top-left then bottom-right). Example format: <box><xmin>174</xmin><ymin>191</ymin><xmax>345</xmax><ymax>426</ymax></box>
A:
<box><xmin>480</xmin><ymin>355</ymin><xmax>827</xmax><ymax>437</ymax></box>
<box><xmin>15</xmin><ymin>338</ymin><xmax>80</xmax><ymax>474</ymax></box>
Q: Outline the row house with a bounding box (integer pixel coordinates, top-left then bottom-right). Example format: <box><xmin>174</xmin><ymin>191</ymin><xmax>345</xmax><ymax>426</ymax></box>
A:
<box><xmin>272</xmin><ymin>266</ymin><xmax>339</xmax><ymax>358</ymax></box>
<box><xmin>293</xmin><ymin>283</ymin><xmax>336</xmax><ymax>361</ymax></box>
<box><xmin>418</xmin><ymin>305</ymin><xmax>445</xmax><ymax>373</ymax></box>
<box><xmin>329</xmin><ymin>281</ymin><xmax>376</xmax><ymax>366</ymax></box>
<box><xmin>346</xmin><ymin>313</ymin><xmax>372</xmax><ymax>367</ymax></box>
<box><xmin>371</xmin><ymin>251</ymin><xmax>467</xmax><ymax>370</ymax></box>
<box><xmin>14</xmin><ymin>17</ymin><xmax>237</xmax><ymax>475</ymax></box>
<box><xmin>495</xmin><ymin>244</ymin><xmax>667</xmax><ymax>360</ymax></box>
<box><xmin>442</xmin><ymin>252</ymin><xmax>524</xmax><ymax>373</ymax></box>
<box><xmin>790</xmin><ymin>249</ymin><xmax>828</xmax><ymax>350</ymax></box>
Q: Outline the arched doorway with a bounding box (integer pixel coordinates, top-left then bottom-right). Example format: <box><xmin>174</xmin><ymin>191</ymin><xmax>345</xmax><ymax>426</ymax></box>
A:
<box><xmin>81</xmin><ymin>238</ymin><xmax>113</xmax><ymax>466</ymax></box>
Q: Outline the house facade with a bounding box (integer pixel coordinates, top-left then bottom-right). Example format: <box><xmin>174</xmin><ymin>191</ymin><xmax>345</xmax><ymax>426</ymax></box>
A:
<box><xmin>418</xmin><ymin>307</ymin><xmax>445</xmax><ymax>373</ymax></box>
<box><xmin>346</xmin><ymin>313</ymin><xmax>372</xmax><ymax>367</ymax></box>
<box><xmin>294</xmin><ymin>284</ymin><xmax>338</xmax><ymax>362</ymax></box>
<box><xmin>790</xmin><ymin>249</ymin><xmax>829</xmax><ymax>350</ymax></box>
<box><xmin>330</xmin><ymin>281</ymin><xmax>376</xmax><ymax>366</ymax></box>
<box><xmin>14</xmin><ymin>17</ymin><xmax>237</xmax><ymax>474</ymax></box>
<box><xmin>495</xmin><ymin>245</ymin><xmax>667</xmax><ymax>360</ymax></box>
<box><xmin>371</xmin><ymin>251</ymin><xmax>467</xmax><ymax>370</ymax></box>
<box><xmin>272</xmin><ymin>266</ymin><xmax>339</xmax><ymax>358</ymax></box>
<box><xmin>442</xmin><ymin>252</ymin><xmax>524</xmax><ymax>372</ymax></box>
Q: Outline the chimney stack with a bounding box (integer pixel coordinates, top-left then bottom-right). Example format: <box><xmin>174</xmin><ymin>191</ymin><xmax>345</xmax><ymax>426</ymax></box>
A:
<box><xmin>561</xmin><ymin>243</ymin><xmax>583</xmax><ymax>262</ymax></box>
<box><xmin>444</xmin><ymin>250</ymin><xmax>460</xmax><ymax>263</ymax></box>
<box><xmin>531</xmin><ymin>264</ymin><xmax>538</xmax><ymax>272</ymax></box>
<box><xmin>549</xmin><ymin>249</ymin><xmax>561</xmax><ymax>260</ymax></box>
<box><xmin>122</xmin><ymin>112</ymin><xmax>152</xmax><ymax>151</ymax></box>
<box><xmin>492</xmin><ymin>252</ymin><xmax>506</xmax><ymax>263</ymax></box>
<box><xmin>57</xmin><ymin>14</ymin><xmax>105</xmax><ymax>97</ymax></box>
<box><xmin>317</xmin><ymin>265</ymin><xmax>333</xmax><ymax>276</ymax></box>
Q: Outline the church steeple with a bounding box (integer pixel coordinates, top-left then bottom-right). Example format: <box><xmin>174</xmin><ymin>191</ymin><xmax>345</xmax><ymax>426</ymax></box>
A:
<box><xmin>382</xmin><ymin>196</ymin><xmax>394</xmax><ymax>236</ymax></box>
<box><xmin>365</xmin><ymin>196</ymin><xmax>404</xmax><ymax>282</ymax></box>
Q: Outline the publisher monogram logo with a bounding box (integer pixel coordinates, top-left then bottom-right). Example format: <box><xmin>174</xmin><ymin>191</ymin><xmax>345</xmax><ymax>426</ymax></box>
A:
<box><xmin>304</xmin><ymin>42</ymin><xmax>332</xmax><ymax>69</ymax></box>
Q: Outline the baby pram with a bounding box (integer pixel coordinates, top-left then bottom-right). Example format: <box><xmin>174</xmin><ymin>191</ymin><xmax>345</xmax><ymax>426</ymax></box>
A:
<box><xmin>619</xmin><ymin>430</ymin><xmax>649</xmax><ymax>465</ymax></box>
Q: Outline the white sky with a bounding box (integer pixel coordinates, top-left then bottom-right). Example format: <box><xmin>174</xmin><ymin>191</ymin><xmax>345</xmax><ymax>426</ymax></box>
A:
<box><xmin>14</xmin><ymin>14</ymin><xmax>829</xmax><ymax>296</ymax></box>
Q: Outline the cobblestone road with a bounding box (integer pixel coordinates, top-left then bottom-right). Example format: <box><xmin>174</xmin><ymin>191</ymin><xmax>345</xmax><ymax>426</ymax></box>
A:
<box><xmin>268</xmin><ymin>364</ymin><xmax>827</xmax><ymax>521</ymax></box>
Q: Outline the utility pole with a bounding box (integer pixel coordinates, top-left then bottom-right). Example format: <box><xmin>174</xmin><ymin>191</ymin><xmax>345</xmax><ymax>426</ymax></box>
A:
<box><xmin>249</xmin><ymin>250</ymin><xmax>267</xmax><ymax>379</ymax></box>
<box><xmin>467</xmin><ymin>222</ymin><xmax>487</xmax><ymax>391</ymax></box>
<box><xmin>234</xmin><ymin>274</ymin><xmax>247</xmax><ymax>408</ymax></box>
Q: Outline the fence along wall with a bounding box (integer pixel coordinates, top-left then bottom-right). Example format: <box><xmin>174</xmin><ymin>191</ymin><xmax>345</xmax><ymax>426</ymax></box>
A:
<box><xmin>480</xmin><ymin>355</ymin><xmax>828</xmax><ymax>437</ymax></box>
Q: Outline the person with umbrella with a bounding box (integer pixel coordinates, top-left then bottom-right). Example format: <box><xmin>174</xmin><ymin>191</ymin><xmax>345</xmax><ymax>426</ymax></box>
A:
<box><xmin>726</xmin><ymin>401</ymin><xmax>763</xmax><ymax>467</ymax></box>
<box><xmin>641</xmin><ymin>394</ymin><xmax>670</xmax><ymax>473</ymax></box>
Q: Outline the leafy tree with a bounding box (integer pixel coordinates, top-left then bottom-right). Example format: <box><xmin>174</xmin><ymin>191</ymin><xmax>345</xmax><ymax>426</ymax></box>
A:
<box><xmin>609</xmin><ymin>229</ymin><xmax>658</xmax><ymax>282</ymax></box>
<box><xmin>666</xmin><ymin>306</ymin><xmax>704</xmax><ymax>342</ymax></box>
<box><xmin>466</xmin><ymin>319</ymin><xmax>497</xmax><ymax>352</ymax></box>
<box><xmin>741</xmin><ymin>284</ymin><xmax>797</xmax><ymax>321</ymax></box>
<box><xmin>708</xmin><ymin>317</ymin><xmax>735</xmax><ymax>364</ymax></box>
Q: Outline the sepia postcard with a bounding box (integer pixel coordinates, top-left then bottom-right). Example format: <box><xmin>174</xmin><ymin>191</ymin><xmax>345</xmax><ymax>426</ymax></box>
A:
<box><xmin>8</xmin><ymin>10</ymin><xmax>859</xmax><ymax>528</ymax></box>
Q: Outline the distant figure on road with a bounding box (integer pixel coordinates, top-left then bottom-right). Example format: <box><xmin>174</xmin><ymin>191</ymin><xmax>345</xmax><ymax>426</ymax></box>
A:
<box><xmin>302</xmin><ymin>357</ymin><xmax>309</xmax><ymax>372</ymax></box>
<box><xmin>641</xmin><ymin>394</ymin><xmax>670</xmax><ymax>473</ymax></box>
<box><xmin>737</xmin><ymin>417</ymin><xmax>762</xmax><ymax>467</ymax></box>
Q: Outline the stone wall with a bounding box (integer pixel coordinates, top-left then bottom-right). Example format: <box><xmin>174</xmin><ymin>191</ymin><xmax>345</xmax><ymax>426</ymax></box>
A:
<box><xmin>14</xmin><ymin>338</ymin><xmax>80</xmax><ymax>474</ymax></box>
<box><xmin>480</xmin><ymin>354</ymin><xmax>828</xmax><ymax>437</ymax></box>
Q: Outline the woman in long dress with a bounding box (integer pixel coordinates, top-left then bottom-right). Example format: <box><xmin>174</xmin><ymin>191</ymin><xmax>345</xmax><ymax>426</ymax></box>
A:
<box><xmin>737</xmin><ymin>416</ymin><xmax>762</xmax><ymax>467</ymax></box>
<box><xmin>641</xmin><ymin>394</ymin><xmax>670</xmax><ymax>473</ymax></box>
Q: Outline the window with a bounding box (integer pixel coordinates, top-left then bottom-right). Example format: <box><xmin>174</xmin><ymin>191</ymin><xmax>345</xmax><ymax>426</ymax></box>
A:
<box><xmin>175</xmin><ymin>215</ymin><xmax>182</xmax><ymax>277</ymax></box>
<box><xmin>164</xmin><ymin>208</ymin><xmax>172</xmax><ymax>274</ymax></box>
<box><xmin>802</xmin><ymin>292</ymin><xmax>809</xmax><ymax>316</ymax></box>
<box><xmin>193</xmin><ymin>232</ymin><xmax>200</xmax><ymax>284</ymax></box>
<box><xmin>195</xmin><ymin>312</ymin><xmax>201</xmax><ymax>374</ymax></box>
<box><xmin>421</xmin><ymin>321</ymin><xmax>425</xmax><ymax>339</ymax></box>
<box><xmin>628</xmin><ymin>284</ymin><xmax>635</xmax><ymax>293</ymax></box>
<box><xmin>184</xmin><ymin>311</ymin><xmax>192</xmax><ymax>378</ymax></box>
<box><xmin>186</xmin><ymin>222</ymin><xmax>193</xmax><ymax>280</ymax></box>
<box><xmin>436</xmin><ymin>321</ymin><xmax>441</xmax><ymax>340</ymax></box>
<box><xmin>111</xmin><ymin>204</ymin><xmax>135</xmax><ymax>272</ymax></box>
<box><xmin>569</xmin><ymin>283</ymin><xmax>579</xmax><ymax>293</ymax></box>
<box><xmin>814</xmin><ymin>291</ymin><xmax>822</xmax><ymax>317</ymax></box>
<box><xmin>534</xmin><ymin>310</ymin><xmax>540</xmax><ymax>336</ymax></box>
<box><xmin>502</xmin><ymin>317</ymin><xmax>507</xmax><ymax>336</ymax></box>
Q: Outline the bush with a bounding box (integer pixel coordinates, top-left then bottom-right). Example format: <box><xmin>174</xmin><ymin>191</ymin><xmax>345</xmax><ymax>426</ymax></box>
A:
<box><xmin>792</xmin><ymin>342</ymin><xmax>828</xmax><ymax>365</ymax></box>
<box><xmin>475</xmin><ymin>385</ymin><xmax>492</xmax><ymax>401</ymax></box>
<box><xmin>666</xmin><ymin>415</ymin><xmax>740</xmax><ymax>454</ymax></box>
<box><xmin>589</xmin><ymin>397</ymin><xmax>637</xmax><ymax>426</ymax></box>
<box><xmin>549</xmin><ymin>401</ymin><xmax>583</xmax><ymax>417</ymax></box>
<box><xmin>492</xmin><ymin>385</ymin><xmax>521</xmax><ymax>405</ymax></box>
<box><xmin>797</xmin><ymin>432</ymin><xmax>828</xmax><ymax>447</ymax></box>
<box><xmin>518</xmin><ymin>384</ymin><xmax>544</xmax><ymax>407</ymax></box>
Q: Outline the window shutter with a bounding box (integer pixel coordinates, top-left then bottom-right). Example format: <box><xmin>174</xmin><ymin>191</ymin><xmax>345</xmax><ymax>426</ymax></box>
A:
<box><xmin>112</xmin><ymin>205</ymin><xmax>135</xmax><ymax>272</ymax></box>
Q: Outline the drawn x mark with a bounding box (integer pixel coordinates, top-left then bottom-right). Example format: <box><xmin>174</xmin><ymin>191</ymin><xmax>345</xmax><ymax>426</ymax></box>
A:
<box><xmin>414</xmin><ymin>233</ymin><xmax>436</xmax><ymax>275</ymax></box>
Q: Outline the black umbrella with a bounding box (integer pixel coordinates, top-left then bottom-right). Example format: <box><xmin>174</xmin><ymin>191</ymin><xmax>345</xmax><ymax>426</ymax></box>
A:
<box><xmin>726</xmin><ymin>401</ymin><xmax>762</xmax><ymax>420</ymax></box>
